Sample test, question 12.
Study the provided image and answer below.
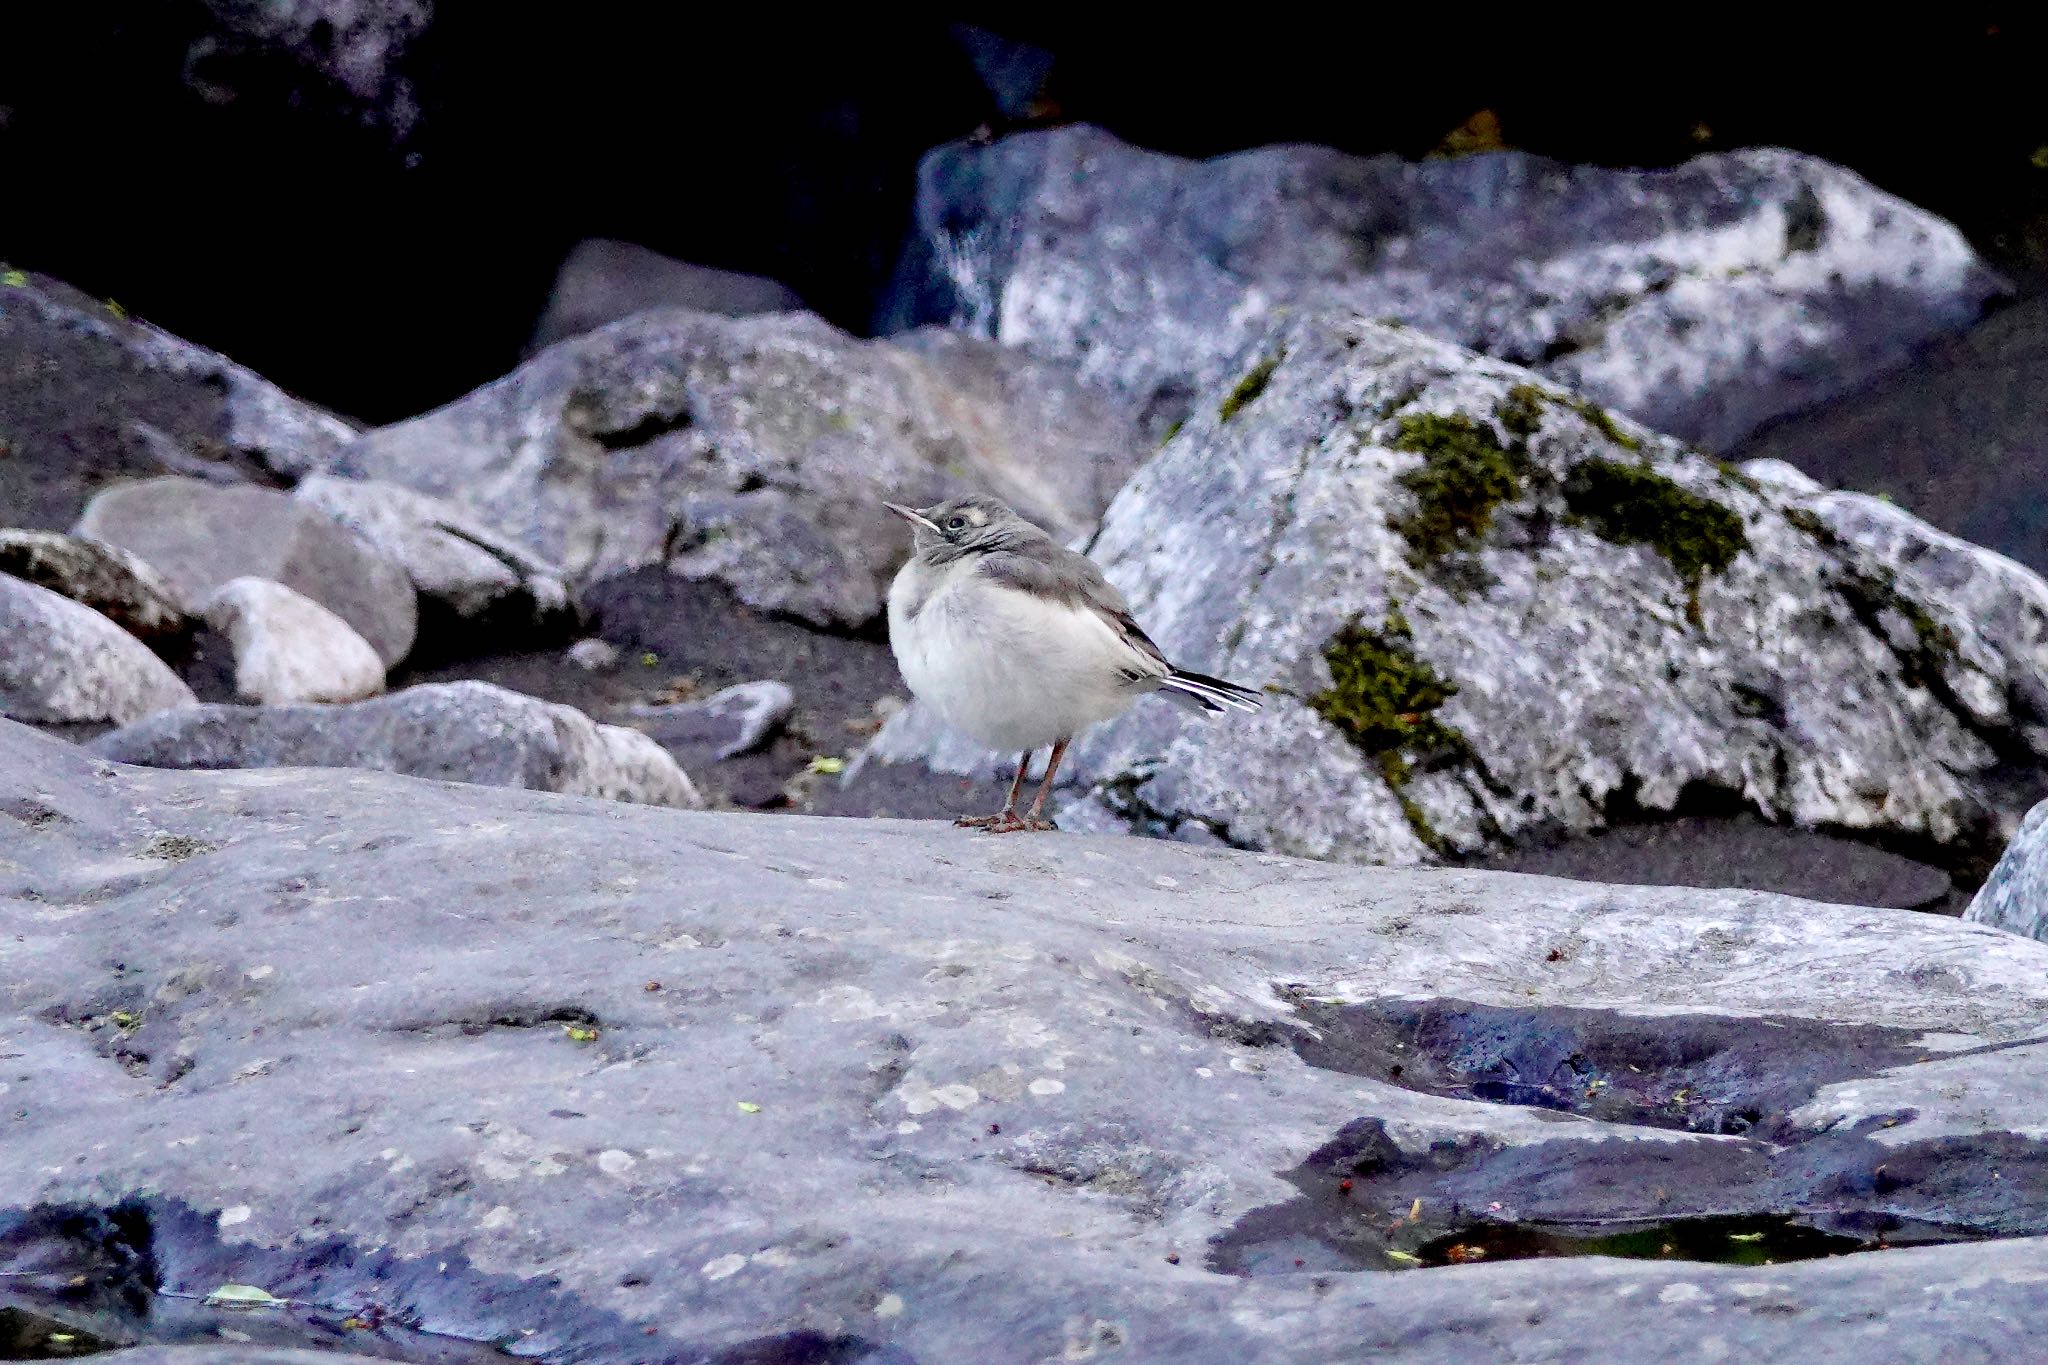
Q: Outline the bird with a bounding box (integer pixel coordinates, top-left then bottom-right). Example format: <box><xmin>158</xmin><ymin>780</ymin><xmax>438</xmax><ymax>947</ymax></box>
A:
<box><xmin>884</xmin><ymin>494</ymin><xmax>1263</xmax><ymax>833</ymax></box>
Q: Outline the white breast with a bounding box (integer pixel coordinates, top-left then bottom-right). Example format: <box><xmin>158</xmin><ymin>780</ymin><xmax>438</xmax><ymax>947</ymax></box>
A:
<box><xmin>888</xmin><ymin>558</ymin><xmax>1156</xmax><ymax>753</ymax></box>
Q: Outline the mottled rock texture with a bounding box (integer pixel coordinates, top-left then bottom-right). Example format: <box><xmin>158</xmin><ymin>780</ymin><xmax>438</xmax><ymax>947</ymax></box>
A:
<box><xmin>294</xmin><ymin>475</ymin><xmax>576</xmax><ymax>657</ymax></box>
<box><xmin>0</xmin><ymin>529</ymin><xmax>189</xmax><ymax>643</ymax></box>
<box><xmin>885</xmin><ymin>126</ymin><xmax>2004</xmax><ymax>449</ymax></box>
<box><xmin>2</xmin><ymin>721</ymin><xmax>2047</xmax><ymax>1361</ymax></box>
<box><xmin>331</xmin><ymin>308</ymin><xmax>1142</xmax><ymax>628</ymax></box>
<box><xmin>861</xmin><ymin>312</ymin><xmax>2048</xmax><ymax>875</ymax></box>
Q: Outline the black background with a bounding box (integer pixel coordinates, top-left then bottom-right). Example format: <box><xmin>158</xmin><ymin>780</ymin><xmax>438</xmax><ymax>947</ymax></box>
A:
<box><xmin>4</xmin><ymin>9</ymin><xmax>2042</xmax><ymax>421</ymax></box>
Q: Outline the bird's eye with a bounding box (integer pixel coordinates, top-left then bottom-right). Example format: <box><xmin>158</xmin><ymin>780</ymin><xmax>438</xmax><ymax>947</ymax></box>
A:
<box><xmin>945</xmin><ymin>516</ymin><xmax>967</xmax><ymax>532</ymax></box>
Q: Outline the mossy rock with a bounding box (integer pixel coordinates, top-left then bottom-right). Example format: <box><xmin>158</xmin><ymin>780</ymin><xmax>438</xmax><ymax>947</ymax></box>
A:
<box><xmin>1218</xmin><ymin>351</ymin><xmax>1283</xmax><ymax>422</ymax></box>
<box><xmin>1562</xmin><ymin>459</ymin><xmax>1747</xmax><ymax>587</ymax></box>
<box><xmin>1309</xmin><ymin>615</ymin><xmax>1468</xmax><ymax>785</ymax></box>
<box><xmin>1387</xmin><ymin>413</ymin><xmax>1531</xmax><ymax>564</ymax></box>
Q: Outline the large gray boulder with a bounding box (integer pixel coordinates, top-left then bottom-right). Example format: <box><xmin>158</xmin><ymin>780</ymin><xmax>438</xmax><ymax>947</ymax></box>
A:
<box><xmin>88</xmin><ymin>680</ymin><xmax>700</xmax><ymax>808</ymax></box>
<box><xmin>0</xmin><ymin>271</ymin><xmax>359</xmax><ymax>529</ymax></box>
<box><xmin>884</xmin><ymin>125</ymin><xmax>2005</xmax><ymax>449</ymax></box>
<box><xmin>1969</xmin><ymin>800</ymin><xmax>2048</xmax><ymax>941</ymax></box>
<box><xmin>859</xmin><ymin>311</ymin><xmax>2048</xmax><ymax>874</ymax></box>
<box><xmin>75</xmin><ymin>477</ymin><xmax>418</xmax><ymax>667</ymax></box>
<box><xmin>0</xmin><ymin>575</ymin><xmax>195</xmax><ymax>725</ymax></box>
<box><xmin>330</xmin><ymin>308</ymin><xmax>1144</xmax><ymax>628</ymax></box>
<box><xmin>0</xmin><ymin>529</ymin><xmax>189</xmax><ymax>643</ymax></box>
<box><xmin>3</xmin><ymin>719</ymin><xmax>2048</xmax><ymax>1361</ymax></box>
<box><xmin>528</xmin><ymin>237</ymin><xmax>805</xmax><ymax>351</ymax></box>
<box><xmin>1738</xmin><ymin>292</ymin><xmax>2048</xmax><ymax>582</ymax></box>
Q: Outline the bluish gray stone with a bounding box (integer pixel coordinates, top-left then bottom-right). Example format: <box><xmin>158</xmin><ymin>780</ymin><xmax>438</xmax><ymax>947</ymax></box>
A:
<box><xmin>4</xmin><ymin>719</ymin><xmax>2048</xmax><ymax>1361</ymax></box>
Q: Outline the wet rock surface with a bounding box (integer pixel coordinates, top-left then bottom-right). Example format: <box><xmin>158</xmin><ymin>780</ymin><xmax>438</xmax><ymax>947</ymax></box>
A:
<box><xmin>885</xmin><ymin>125</ymin><xmax>2005</xmax><ymax>449</ymax></box>
<box><xmin>860</xmin><ymin>310</ymin><xmax>2048</xmax><ymax>879</ymax></box>
<box><xmin>4</xmin><ymin>720</ymin><xmax>2048</xmax><ymax>1361</ymax></box>
<box><xmin>329</xmin><ymin>307</ymin><xmax>1140</xmax><ymax>628</ymax></box>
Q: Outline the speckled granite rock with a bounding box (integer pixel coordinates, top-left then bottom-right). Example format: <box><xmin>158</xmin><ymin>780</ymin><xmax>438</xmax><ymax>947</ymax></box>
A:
<box><xmin>857</xmin><ymin>311</ymin><xmax>2048</xmax><ymax>873</ymax></box>
<box><xmin>0</xmin><ymin>575</ymin><xmax>194</xmax><ymax>725</ymax></box>
<box><xmin>3</xmin><ymin>719</ymin><xmax>2048</xmax><ymax>1362</ymax></box>
<box><xmin>0</xmin><ymin>529</ymin><xmax>189</xmax><ymax>643</ymax></box>
<box><xmin>884</xmin><ymin>125</ymin><xmax>2005</xmax><ymax>449</ymax></box>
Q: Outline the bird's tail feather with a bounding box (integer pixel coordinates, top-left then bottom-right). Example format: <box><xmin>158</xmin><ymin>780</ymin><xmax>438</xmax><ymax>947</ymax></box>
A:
<box><xmin>1159</xmin><ymin>668</ymin><xmax>1264</xmax><ymax>714</ymax></box>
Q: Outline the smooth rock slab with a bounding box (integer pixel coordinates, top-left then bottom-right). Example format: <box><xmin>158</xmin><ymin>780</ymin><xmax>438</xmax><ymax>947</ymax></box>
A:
<box><xmin>4</xmin><ymin>721</ymin><xmax>2048</xmax><ymax>1361</ymax></box>
<box><xmin>87</xmin><ymin>679</ymin><xmax>700</xmax><ymax>808</ymax></box>
<box><xmin>0</xmin><ymin>575</ymin><xmax>194</xmax><ymax>725</ymax></box>
<box><xmin>884</xmin><ymin>125</ymin><xmax>2005</xmax><ymax>449</ymax></box>
<box><xmin>200</xmin><ymin>577</ymin><xmax>386</xmax><ymax>705</ymax></box>
<box><xmin>860</xmin><ymin>311</ymin><xmax>2048</xmax><ymax>873</ymax></box>
<box><xmin>1969</xmin><ymin>799</ymin><xmax>2048</xmax><ymax>941</ymax></box>
<box><xmin>75</xmin><ymin>477</ymin><xmax>418</xmax><ymax>668</ymax></box>
<box><xmin>330</xmin><ymin>307</ymin><xmax>1142</xmax><ymax>628</ymax></box>
<box><xmin>0</xmin><ymin>528</ymin><xmax>189</xmax><ymax>643</ymax></box>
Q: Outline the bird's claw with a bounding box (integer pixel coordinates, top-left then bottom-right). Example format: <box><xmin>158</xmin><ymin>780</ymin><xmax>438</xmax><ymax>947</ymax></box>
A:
<box><xmin>955</xmin><ymin>812</ymin><xmax>1056</xmax><ymax>834</ymax></box>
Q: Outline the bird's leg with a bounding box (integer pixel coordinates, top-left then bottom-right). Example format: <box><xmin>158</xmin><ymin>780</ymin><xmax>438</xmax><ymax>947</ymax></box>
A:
<box><xmin>956</xmin><ymin>751</ymin><xmax>1034</xmax><ymax>828</ymax></box>
<box><xmin>995</xmin><ymin>737</ymin><xmax>1066</xmax><ymax>833</ymax></box>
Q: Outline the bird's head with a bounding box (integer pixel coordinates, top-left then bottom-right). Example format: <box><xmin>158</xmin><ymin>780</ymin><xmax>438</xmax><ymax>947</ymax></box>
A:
<box><xmin>885</xmin><ymin>495</ymin><xmax>1040</xmax><ymax>563</ymax></box>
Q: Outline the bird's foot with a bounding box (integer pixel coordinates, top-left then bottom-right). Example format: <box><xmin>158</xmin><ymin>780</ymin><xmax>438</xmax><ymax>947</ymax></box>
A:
<box><xmin>975</xmin><ymin>813</ymin><xmax>1056</xmax><ymax>834</ymax></box>
<box><xmin>954</xmin><ymin>811</ymin><xmax>1013</xmax><ymax>829</ymax></box>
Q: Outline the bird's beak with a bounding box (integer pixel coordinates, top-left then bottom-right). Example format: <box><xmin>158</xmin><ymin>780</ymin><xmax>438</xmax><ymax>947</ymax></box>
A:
<box><xmin>884</xmin><ymin>501</ymin><xmax>942</xmax><ymax>534</ymax></box>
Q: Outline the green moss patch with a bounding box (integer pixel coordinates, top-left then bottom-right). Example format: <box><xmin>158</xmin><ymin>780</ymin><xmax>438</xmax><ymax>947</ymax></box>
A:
<box><xmin>1218</xmin><ymin>351</ymin><xmax>1284</xmax><ymax>422</ymax></box>
<box><xmin>1388</xmin><ymin>413</ymin><xmax>1532</xmax><ymax>564</ymax></box>
<box><xmin>1563</xmin><ymin>459</ymin><xmax>1748</xmax><ymax>587</ymax></box>
<box><xmin>1564</xmin><ymin>395</ymin><xmax>1641</xmax><ymax>451</ymax></box>
<box><xmin>1309</xmin><ymin>615</ymin><xmax>1469</xmax><ymax>789</ymax></box>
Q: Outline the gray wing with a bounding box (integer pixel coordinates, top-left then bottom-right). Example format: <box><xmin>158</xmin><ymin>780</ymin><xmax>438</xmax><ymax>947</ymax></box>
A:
<box><xmin>977</xmin><ymin>542</ymin><xmax>1171</xmax><ymax>673</ymax></box>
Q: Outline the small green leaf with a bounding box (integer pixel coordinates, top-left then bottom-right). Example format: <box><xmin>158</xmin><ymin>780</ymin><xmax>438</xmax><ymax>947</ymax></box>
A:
<box><xmin>205</xmin><ymin>1283</ymin><xmax>288</xmax><ymax>1309</ymax></box>
<box><xmin>104</xmin><ymin>299</ymin><xmax>126</xmax><ymax>319</ymax></box>
<box><xmin>562</xmin><ymin>1024</ymin><xmax>600</xmax><ymax>1043</ymax></box>
<box><xmin>1384</xmin><ymin>1249</ymin><xmax>1422</xmax><ymax>1266</ymax></box>
<box><xmin>639</xmin><ymin>652</ymin><xmax>659</xmax><ymax>667</ymax></box>
<box><xmin>110</xmin><ymin>1011</ymin><xmax>140</xmax><ymax>1030</ymax></box>
<box><xmin>1</xmin><ymin>270</ymin><xmax>26</xmax><ymax>288</ymax></box>
<box><xmin>736</xmin><ymin>1101</ymin><xmax>762</xmax><ymax>1114</ymax></box>
<box><xmin>805</xmin><ymin>756</ymin><xmax>845</xmax><ymax>776</ymax></box>
<box><xmin>1727</xmin><ymin>1231</ymin><xmax>1767</xmax><ymax>1243</ymax></box>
